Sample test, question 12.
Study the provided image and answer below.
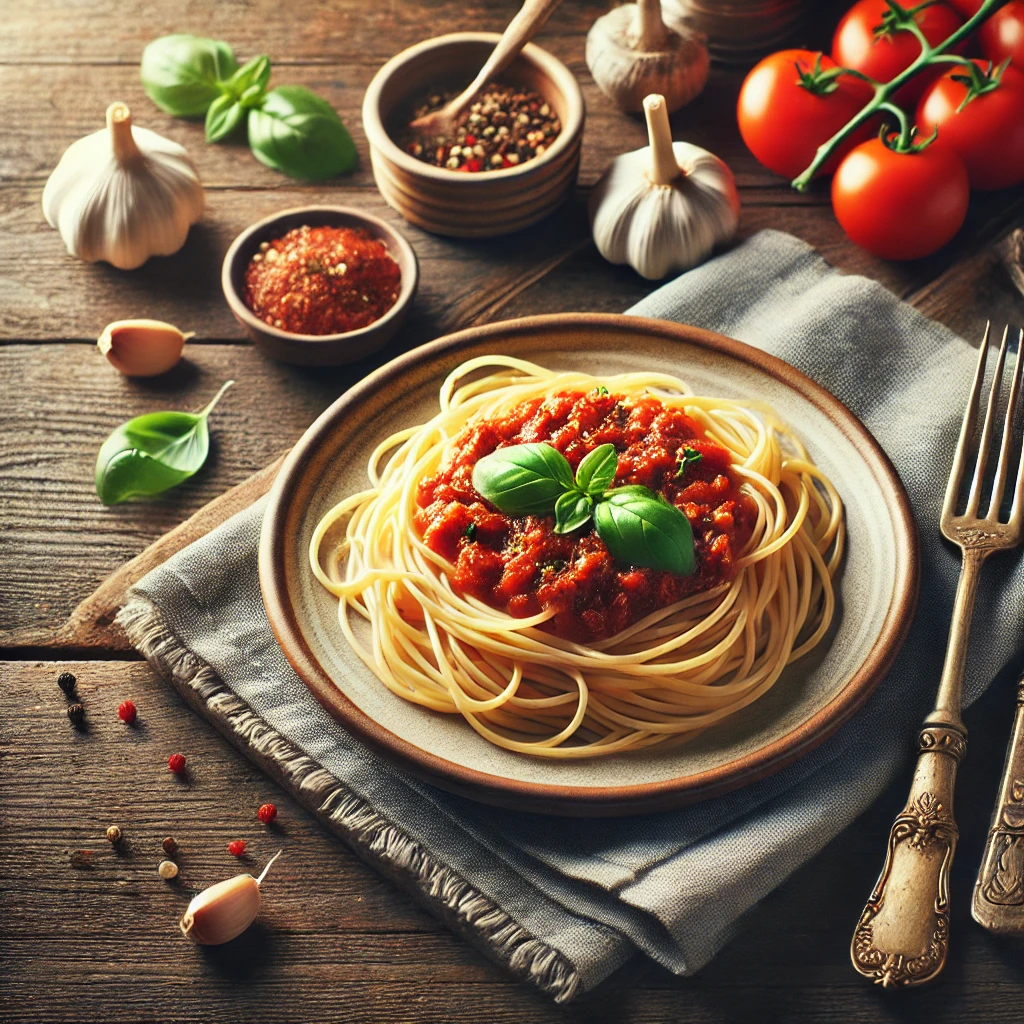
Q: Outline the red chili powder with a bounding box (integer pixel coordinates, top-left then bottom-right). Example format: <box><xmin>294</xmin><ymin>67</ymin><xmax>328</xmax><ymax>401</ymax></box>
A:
<box><xmin>244</xmin><ymin>224</ymin><xmax>402</xmax><ymax>336</ymax></box>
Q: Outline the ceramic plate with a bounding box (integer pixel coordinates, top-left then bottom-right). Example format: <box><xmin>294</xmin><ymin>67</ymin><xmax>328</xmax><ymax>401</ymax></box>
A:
<box><xmin>259</xmin><ymin>314</ymin><xmax>919</xmax><ymax>815</ymax></box>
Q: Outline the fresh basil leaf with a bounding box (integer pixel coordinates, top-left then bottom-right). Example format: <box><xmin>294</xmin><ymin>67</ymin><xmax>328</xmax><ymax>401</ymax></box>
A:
<box><xmin>593</xmin><ymin>486</ymin><xmax>695</xmax><ymax>575</ymax></box>
<box><xmin>472</xmin><ymin>442</ymin><xmax>574</xmax><ymax>516</ymax></box>
<box><xmin>676</xmin><ymin>446</ymin><xmax>703</xmax><ymax>477</ymax></box>
<box><xmin>554</xmin><ymin>491</ymin><xmax>593</xmax><ymax>535</ymax></box>
<box><xmin>140</xmin><ymin>35</ymin><xmax>238</xmax><ymax>117</ymax></box>
<box><xmin>248</xmin><ymin>86</ymin><xmax>357</xmax><ymax>180</ymax></box>
<box><xmin>239</xmin><ymin>83</ymin><xmax>267</xmax><ymax>109</ymax></box>
<box><xmin>95</xmin><ymin>381</ymin><xmax>233</xmax><ymax>505</ymax></box>
<box><xmin>205</xmin><ymin>94</ymin><xmax>246</xmax><ymax>142</ymax></box>
<box><xmin>226</xmin><ymin>55</ymin><xmax>271</xmax><ymax>99</ymax></box>
<box><xmin>575</xmin><ymin>443</ymin><xmax>618</xmax><ymax>496</ymax></box>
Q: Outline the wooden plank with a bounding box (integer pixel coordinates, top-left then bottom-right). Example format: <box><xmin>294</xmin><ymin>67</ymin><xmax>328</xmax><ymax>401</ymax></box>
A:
<box><xmin>2</xmin><ymin>659</ymin><xmax>1023</xmax><ymax>1022</ymax></box>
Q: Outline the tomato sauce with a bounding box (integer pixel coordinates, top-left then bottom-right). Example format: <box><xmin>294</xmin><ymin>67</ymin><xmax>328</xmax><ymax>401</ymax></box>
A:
<box><xmin>415</xmin><ymin>389</ymin><xmax>756</xmax><ymax>644</ymax></box>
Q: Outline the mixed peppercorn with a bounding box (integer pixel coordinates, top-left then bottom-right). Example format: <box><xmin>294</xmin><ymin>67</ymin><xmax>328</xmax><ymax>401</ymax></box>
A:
<box><xmin>401</xmin><ymin>82</ymin><xmax>562</xmax><ymax>172</ymax></box>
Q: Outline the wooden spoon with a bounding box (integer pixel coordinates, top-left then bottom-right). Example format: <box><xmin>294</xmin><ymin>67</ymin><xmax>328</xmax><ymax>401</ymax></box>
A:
<box><xmin>408</xmin><ymin>0</ymin><xmax>564</xmax><ymax>135</ymax></box>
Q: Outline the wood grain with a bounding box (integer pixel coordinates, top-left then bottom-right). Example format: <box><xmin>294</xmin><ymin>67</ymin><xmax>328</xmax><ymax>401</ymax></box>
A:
<box><xmin>4</xmin><ymin>660</ymin><xmax>1024</xmax><ymax>1024</ymax></box>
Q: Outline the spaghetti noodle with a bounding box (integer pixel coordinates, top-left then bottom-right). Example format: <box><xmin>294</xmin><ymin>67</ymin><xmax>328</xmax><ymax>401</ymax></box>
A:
<box><xmin>309</xmin><ymin>356</ymin><xmax>844</xmax><ymax>758</ymax></box>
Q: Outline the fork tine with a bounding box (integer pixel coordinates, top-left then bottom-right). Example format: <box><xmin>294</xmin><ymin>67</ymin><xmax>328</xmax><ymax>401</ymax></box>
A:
<box><xmin>945</xmin><ymin>322</ymin><xmax>991</xmax><ymax>518</ymax></box>
<box><xmin>990</xmin><ymin>326</ymin><xmax>1023</xmax><ymax>519</ymax></box>
<box><xmin>966</xmin><ymin>324</ymin><xmax>1008</xmax><ymax>517</ymax></box>
<box><xmin>1009</xmin><ymin>328</ymin><xmax>1024</xmax><ymax>524</ymax></box>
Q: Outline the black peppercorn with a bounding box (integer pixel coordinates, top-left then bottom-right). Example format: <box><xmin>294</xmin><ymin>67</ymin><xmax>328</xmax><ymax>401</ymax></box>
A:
<box><xmin>66</xmin><ymin>702</ymin><xmax>85</xmax><ymax>725</ymax></box>
<box><xmin>57</xmin><ymin>671</ymin><xmax>77</xmax><ymax>697</ymax></box>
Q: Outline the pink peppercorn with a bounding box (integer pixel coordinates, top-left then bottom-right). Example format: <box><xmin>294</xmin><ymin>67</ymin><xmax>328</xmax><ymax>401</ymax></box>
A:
<box><xmin>257</xmin><ymin>803</ymin><xmax>278</xmax><ymax>824</ymax></box>
<box><xmin>227</xmin><ymin>840</ymin><xmax>247</xmax><ymax>857</ymax></box>
<box><xmin>167</xmin><ymin>753</ymin><xmax>187</xmax><ymax>774</ymax></box>
<box><xmin>118</xmin><ymin>700</ymin><xmax>137</xmax><ymax>724</ymax></box>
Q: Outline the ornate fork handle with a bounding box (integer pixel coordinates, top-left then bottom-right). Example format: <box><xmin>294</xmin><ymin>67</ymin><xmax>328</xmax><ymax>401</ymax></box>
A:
<box><xmin>851</xmin><ymin>547</ymin><xmax>984</xmax><ymax>988</ymax></box>
<box><xmin>851</xmin><ymin>722</ymin><xmax>966</xmax><ymax>987</ymax></box>
<box><xmin>973</xmin><ymin>677</ymin><xmax>1024</xmax><ymax>932</ymax></box>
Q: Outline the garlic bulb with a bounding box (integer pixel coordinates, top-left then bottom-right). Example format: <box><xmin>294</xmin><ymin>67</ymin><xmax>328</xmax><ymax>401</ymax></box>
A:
<box><xmin>589</xmin><ymin>94</ymin><xmax>739</xmax><ymax>281</ymax></box>
<box><xmin>98</xmin><ymin>319</ymin><xmax>191</xmax><ymax>377</ymax></box>
<box><xmin>180</xmin><ymin>850</ymin><xmax>282</xmax><ymax>945</ymax></box>
<box><xmin>586</xmin><ymin>0</ymin><xmax>709</xmax><ymax>114</ymax></box>
<box><xmin>43</xmin><ymin>102</ymin><xmax>204</xmax><ymax>270</ymax></box>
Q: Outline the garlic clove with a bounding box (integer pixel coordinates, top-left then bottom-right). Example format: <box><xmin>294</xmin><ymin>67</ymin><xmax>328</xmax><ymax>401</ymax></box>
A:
<box><xmin>180</xmin><ymin>850</ymin><xmax>281</xmax><ymax>945</ymax></box>
<box><xmin>97</xmin><ymin>319</ymin><xmax>190</xmax><ymax>377</ymax></box>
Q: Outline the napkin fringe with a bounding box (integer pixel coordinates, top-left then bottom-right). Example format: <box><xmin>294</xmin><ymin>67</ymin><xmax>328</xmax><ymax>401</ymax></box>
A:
<box><xmin>116</xmin><ymin>597</ymin><xmax>581</xmax><ymax>1004</ymax></box>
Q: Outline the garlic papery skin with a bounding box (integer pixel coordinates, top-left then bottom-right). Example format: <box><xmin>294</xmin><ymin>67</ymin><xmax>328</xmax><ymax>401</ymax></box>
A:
<box><xmin>180</xmin><ymin>850</ymin><xmax>282</xmax><ymax>945</ymax></box>
<box><xmin>589</xmin><ymin>94</ymin><xmax>739</xmax><ymax>281</ymax></box>
<box><xmin>42</xmin><ymin>102</ymin><xmax>204</xmax><ymax>271</ymax></box>
<box><xmin>97</xmin><ymin>319</ymin><xmax>191</xmax><ymax>377</ymax></box>
<box><xmin>585</xmin><ymin>0</ymin><xmax>709</xmax><ymax>114</ymax></box>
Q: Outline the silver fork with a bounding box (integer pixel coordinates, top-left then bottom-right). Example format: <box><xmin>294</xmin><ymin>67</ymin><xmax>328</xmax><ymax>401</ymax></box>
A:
<box><xmin>850</xmin><ymin>323</ymin><xmax>1024</xmax><ymax>989</ymax></box>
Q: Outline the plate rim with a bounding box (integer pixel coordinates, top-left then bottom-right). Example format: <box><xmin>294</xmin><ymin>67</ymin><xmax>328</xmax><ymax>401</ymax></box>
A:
<box><xmin>259</xmin><ymin>313</ymin><xmax>920</xmax><ymax>816</ymax></box>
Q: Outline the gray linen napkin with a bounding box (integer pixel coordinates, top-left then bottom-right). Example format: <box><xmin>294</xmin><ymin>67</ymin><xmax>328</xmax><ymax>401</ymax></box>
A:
<box><xmin>118</xmin><ymin>229</ymin><xmax>1024</xmax><ymax>1003</ymax></box>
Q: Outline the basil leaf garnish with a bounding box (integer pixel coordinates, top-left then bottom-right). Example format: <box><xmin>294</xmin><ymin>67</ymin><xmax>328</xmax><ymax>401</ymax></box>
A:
<box><xmin>205</xmin><ymin>94</ymin><xmax>246</xmax><ymax>143</ymax></box>
<box><xmin>593</xmin><ymin>487</ymin><xmax>695</xmax><ymax>576</ymax></box>
<box><xmin>140</xmin><ymin>35</ymin><xmax>238</xmax><ymax>117</ymax></box>
<box><xmin>248</xmin><ymin>86</ymin><xmax>357</xmax><ymax>180</ymax></box>
<box><xmin>470</xmin><ymin>441</ymin><xmax>696</xmax><ymax>575</ymax></box>
<box><xmin>472</xmin><ymin>442</ymin><xmax>574</xmax><ymax>516</ymax></box>
<box><xmin>574</xmin><ymin>443</ymin><xmax>618</xmax><ymax>496</ymax></box>
<box><xmin>95</xmin><ymin>381</ymin><xmax>233</xmax><ymax>505</ymax></box>
<box><xmin>676</xmin><ymin>446</ymin><xmax>703</xmax><ymax>477</ymax></box>
<box><xmin>554</xmin><ymin>491</ymin><xmax>593</xmax><ymax>535</ymax></box>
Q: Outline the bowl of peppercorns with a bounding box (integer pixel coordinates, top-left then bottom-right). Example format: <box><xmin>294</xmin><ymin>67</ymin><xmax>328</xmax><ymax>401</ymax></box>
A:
<box><xmin>362</xmin><ymin>32</ymin><xmax>585</xmax><ymax>238</ymax></box>
<box><xmin>221</xmin><ymin>206</ymin><xmax>419</xmax><ymax>366</ymax></box>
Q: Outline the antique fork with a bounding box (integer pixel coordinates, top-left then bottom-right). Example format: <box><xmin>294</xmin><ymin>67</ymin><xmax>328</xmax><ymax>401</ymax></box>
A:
<box><xmin>851</xmin><ymin>323</ymin><xmax>1024</xmax><ymax>988</ymax></box>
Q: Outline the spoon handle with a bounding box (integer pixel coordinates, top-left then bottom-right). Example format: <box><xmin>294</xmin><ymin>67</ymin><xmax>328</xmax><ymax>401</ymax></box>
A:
<box><xmin>446</xmin><ymin>0</ymin><xmax>563</xmax><ymax>115</ymax></box>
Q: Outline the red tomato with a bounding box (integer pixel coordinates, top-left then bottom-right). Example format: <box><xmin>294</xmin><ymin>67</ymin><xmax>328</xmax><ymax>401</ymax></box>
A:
<box><xmin>980</xmin><ymin>2</ymin><xmax>1024</xmax><ymax>70</ymax></box>
<box><xmin>737</xmin><ymin>49</ymin><xmax>869</xmax><ymax>179</ymax></box>
<box><xmin>832</xmin><ymin>138</ymin><xmax>970</xmax><ymax>259</ymax></box>
<box><xmin>833</xmin><ymin>0</ymin><xmax>964</xmax><ymax>103</ymax></box>
<box><xmin>947</xmin><ymin>0</ymin><xmax>981</xmax><ymax>12</ymax></box>
<box><xmin>916</xmin><ymin>59</ymin><xmax>1024</xmax><ymax>188</ymax></box>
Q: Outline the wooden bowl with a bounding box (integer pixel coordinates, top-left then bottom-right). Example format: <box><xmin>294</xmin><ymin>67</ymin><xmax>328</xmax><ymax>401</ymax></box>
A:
<box><xmin>221</xmin><ymin>206</ymin><xmax>418</xmax><ymax>367</ymax></box>
<box><xmin>362</xmin><ymin>33</ymin><xmax>585</xmax><ymax>238</ymax></box>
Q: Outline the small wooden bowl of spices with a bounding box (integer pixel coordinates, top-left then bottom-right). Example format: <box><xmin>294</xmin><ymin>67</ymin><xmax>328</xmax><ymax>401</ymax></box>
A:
<box><xmin>362</xmin><ymin>32</ymin><xmax>584</xmax><ymax>238</ymax></box>
<box><xmin>222</xmin><ymin>206</ymin><xmax>418</xmax><ymax>366</ymax></box>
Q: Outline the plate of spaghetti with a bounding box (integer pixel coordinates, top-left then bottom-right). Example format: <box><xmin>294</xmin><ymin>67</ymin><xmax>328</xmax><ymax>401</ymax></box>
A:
<box><xmin>260</xmin><ymin>314</ymin><xmax>918</xmax><ymax>815</ymax></box>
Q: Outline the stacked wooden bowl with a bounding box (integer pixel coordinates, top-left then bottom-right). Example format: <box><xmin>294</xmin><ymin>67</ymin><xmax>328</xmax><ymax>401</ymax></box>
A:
<box><xmin>362</xmin><ymin>33</ymin><xmax>585</xmax><ymax>239</ymax></box>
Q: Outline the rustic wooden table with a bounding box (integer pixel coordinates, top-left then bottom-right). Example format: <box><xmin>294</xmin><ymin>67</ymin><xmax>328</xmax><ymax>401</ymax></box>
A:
<box><xmin>4</xmin><ymin>0</ymin><xmax>1024</xmax><ymax>1020</ymax></box>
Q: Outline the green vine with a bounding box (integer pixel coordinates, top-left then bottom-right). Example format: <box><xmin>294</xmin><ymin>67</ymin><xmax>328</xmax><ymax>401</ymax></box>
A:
<box><xmin>791</xmin><ymin>0</ymin><xmax>1012</xmax><ymax>191</ymax></box>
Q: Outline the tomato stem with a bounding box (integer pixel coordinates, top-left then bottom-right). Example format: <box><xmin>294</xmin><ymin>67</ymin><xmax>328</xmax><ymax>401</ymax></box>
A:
<box><xmin>791</xmin><ymin>0</ymin><xmax>1012</xmax><ymax>191</ymax></box>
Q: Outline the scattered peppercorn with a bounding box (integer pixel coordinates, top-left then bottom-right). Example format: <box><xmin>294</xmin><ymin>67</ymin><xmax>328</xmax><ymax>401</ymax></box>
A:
<box><xmin>257</xmin><ymin>803</ymin><xmax>278</xmax><ymax>824</ymax></box>
<box><xmin>162</xmin><ymin>836</ymin><xmax>179</xmax><ymax>855</ymax></box>
<box><xmin>105</xmin><ymin>825</ymin><xmax>122</xmax><ymax>844</ymax></box>
<box><xmin>227</xmin><ymin>840</ymin><xmax>247</xmax><ymax>857</ymax></box>
<box><xmin>118</xmin><ymin>700</ymin><xmax>137</xmax><ymax>724</ymax></box>
<box><xmin>401</xmin><ymin>83</ymin><xmax>561</xmax><ymax>173</ymax></box>
<box><xmin>66</xmin><ymin>702</ymin><xmax>85</xmax><ymax>726</ymax></box>
<box><xmin>158</xmin><ymin>859</ymin><xmax>179</xmax><ymax>880</ymax></box>
<box><xmin>167</xmin><ymin>753</ymin><xmax>187</xmax><ymax>775</ymax></box>
<box><xmin>244</xmin><ymin>225</ymin><xmax>402</xmax><ymax>337</ymax></box>
<box><xmin>57</xmin><ymin>671</ymin><xmax>77</xmax><ymax>696</ymax></box>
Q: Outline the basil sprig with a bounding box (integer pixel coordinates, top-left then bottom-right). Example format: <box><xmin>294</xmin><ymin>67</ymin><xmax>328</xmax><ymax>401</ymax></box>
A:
<box><xmin>471</xmin><ymin>442</ymin><xmax>695</xmax><ymax>575</ymax></box>
<box><xmin>95</xmin><ymin>381</ymin><xmax>233</xmax><ymax>505</ymax></box>
<box><xmin>140</xmin><ymin>34</ymin><xmax>356</xmax><ymax>180</ymax></box>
